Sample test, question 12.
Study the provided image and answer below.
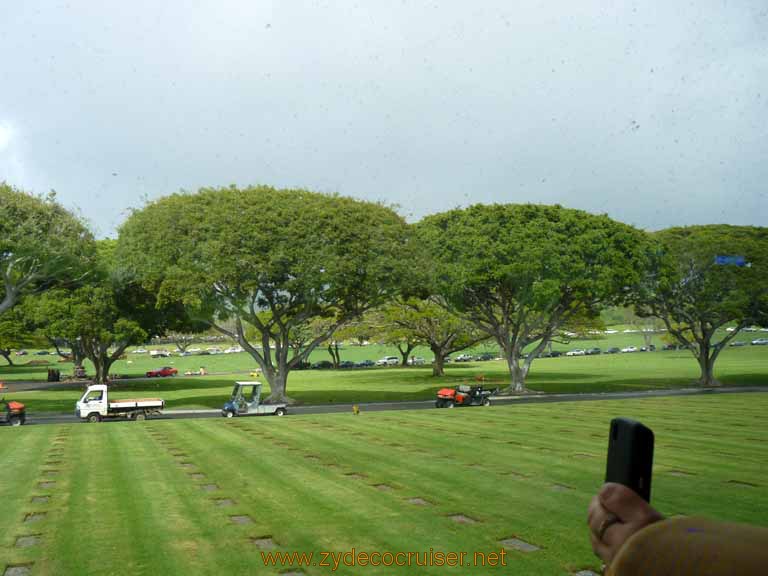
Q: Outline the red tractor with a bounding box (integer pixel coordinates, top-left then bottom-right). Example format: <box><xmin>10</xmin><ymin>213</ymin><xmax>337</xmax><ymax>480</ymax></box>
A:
<box><xmin>1</xmin><ymin>397</ymin><xmax>26</xmax><ymax>426</ymax></box>
<box><xmin>435</xmin><ymin>384</ymin><xmax>495</xmax><ymax>408</ymax></box>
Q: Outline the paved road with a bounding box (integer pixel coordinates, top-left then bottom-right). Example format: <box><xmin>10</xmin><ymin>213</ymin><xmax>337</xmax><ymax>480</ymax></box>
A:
<box><xmin>19</xmin><ymin>385</ymin><xmax>768</xmax><ymax>426</ymax></box>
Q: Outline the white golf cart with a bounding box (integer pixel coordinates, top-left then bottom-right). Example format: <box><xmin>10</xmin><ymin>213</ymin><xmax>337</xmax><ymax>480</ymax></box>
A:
<box><xmin>221</xmin><ymin>381</ymin><xmax>287</xmax><ymax>418</ymax></box>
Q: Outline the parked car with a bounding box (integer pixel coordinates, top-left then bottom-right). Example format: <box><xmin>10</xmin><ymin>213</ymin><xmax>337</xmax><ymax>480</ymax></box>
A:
<box><xmin>356</xmin><ymin>359</ymin><xmax>375</xmax><ymax>368</ymax></box>
<box><xmin>474</xmin><ymin>353</ymin><xmax>496</xmax><ymax>361</ymax></box>
<box><xmin>729</xmin><ymin>341</ymin><xmax>748</xmax><ymax>347</ymax></box>
<box><xmin>407</xmin><ymin>356</ymin><xmax>425</xmax><ymax>365</ymax></box>
<box><xmin>376</xmin><ymin>356</ymin><xmax>400</xmax><ymax>366</ymax></box>
<box><xmin>224</xmin><ymin>346</ymin><xmax>244</xmax><ymax>354</ymax></box>
<box><xmin>565</xmin><ymin>349</ymin><xmax>586</xmax><ymax>356</ymax></box>
<box><xmin>621</xmin><ymin>346</ymin><xmax>638</xmax><ymax>353</ymax></box>
<box><xmin>133</xmin><ymin>348</ymin><xmax>148</xmax><ymax>354</ymax></box>
<box><xmin>187</xmin><ymin>347</ymin><xmax>202</xmax><ymax>354</ymax></box>
<box><xmin>14</xmin><ymin>350</ymin><xmax>28</xmax><ymax>356</ymax></box>
<box><xmin>453</xmin><ymin>353</ymin><xmax>473</xmax><ymax>362</ymax></box>
<box><xmin>751</xmin><ymin>338</ymin><xmax>768</xmax><ymax>346</ymax></box>
<box><xmin>639</xmin><ymin>344</ymin><xmax>656</xmax><ymax>352</ymax></box>
<box><xmin>311</xmin><ymin>360</ymin><xmax>334</xmax><ymax>369</ymax></box>
<box><xmin>605</xmin><ymin>347</ymin><xmax>621</xmax><ymax>354</ymax></box>
<box><xmin>585</xmin><ymin>347</ymin><xmax>602</xmax><ymax>355</ymax></box>
<box><xmin>150</xmin><ymin>349</ymin><xmax>171</xmax><ymax>358</ymax></box>
<box><xmin>541</xmin><ymin>350</ymin><xmax>563</xmax><ymax>358</ymax></box>
<box><xmin>146</xmin><ymin>366</ymin><xmax>178</xmax><ymax>377</ymax></box>
<box><xmin>35</xmin><ymin>350</ymin><xmax>51</xmax><ymax>355</ymax></box>
<box><xmin>338</xmin><ymin>360</ymin><xmax>356</xmax><ymax>369</ymax></box>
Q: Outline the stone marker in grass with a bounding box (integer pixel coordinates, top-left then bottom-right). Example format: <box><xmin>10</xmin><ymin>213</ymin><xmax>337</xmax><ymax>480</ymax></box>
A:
<box><xmin>251</xmin><ymin>536</ymin><xmax>276</xmax><ymax>549</ymax></box>
<box><xmin>229</xmin><ymin>515</ymin><xmax>252</xmax><ymax>525</ymax></box>
<box><xmin>449</xmin><ymin>514</ymin><xmax>477</xmax><ymax>524</ymax></box>
<box><xmin>499</xmin><ymin>537</ymin><xmax>540</xmax><ymax>552</ymax></box>
<box><xmin>15</xmin><ymin>535</ymin><xmax>41</xmax><ymax>548</ymax></box>
<box><xmin>24</xmin><ymin>513</ymin><xmax>46</xmax><ymax>524</ymax></box>
<box><xmin>4</xmin><ymin>564</ymin><xmax>33</xmax><ymax>576</ymax></box>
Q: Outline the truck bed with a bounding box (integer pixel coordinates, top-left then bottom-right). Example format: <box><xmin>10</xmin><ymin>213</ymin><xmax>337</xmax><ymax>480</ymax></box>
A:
<box><xmin>108</xmin><ymin>398</ymin><xmax>164</xmax><ymax>410</ymax></box>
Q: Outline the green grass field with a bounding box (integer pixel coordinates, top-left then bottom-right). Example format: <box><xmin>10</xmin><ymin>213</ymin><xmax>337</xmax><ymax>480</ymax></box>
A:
<box><xmin>3</xmin><ymin>345</ymin><xmax>767</xmax><ymax>414</ymax></box>
<box><xmin>1</xmin><ymin>393</ymin><xmax>766</xmax><ymax>575</ymax></box>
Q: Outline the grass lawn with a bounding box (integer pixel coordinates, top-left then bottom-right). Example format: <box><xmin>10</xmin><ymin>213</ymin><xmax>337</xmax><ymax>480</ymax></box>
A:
<box><xmin>2</xmin><ymin>345</ymin><xmax>767</xmax><ymax>413</ymax></box>
<box><xmin>1</xmin><ymin>393</ymin><xmax>766</xmax><ymax>575</ymax></box>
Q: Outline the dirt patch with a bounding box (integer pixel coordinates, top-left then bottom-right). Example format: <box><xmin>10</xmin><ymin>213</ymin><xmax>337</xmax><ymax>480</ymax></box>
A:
<box><xmin>407</xmin><ymin>497</ymin><xmax>431</xmax><ymax>506</ymax></box>
<box><xmin>449</xmin><ymin>514</ymin><xmax>477</xmax><ymax>524</ymax></box>
<box><xmin>213</xmin><ymin>498</ymin><xmax>235</xmax><ymax>507</ymax></box>
<box><xmin>14</xmin><ymin>535</ymin><xmax>41</xmax><ymax>548</ymax></box>
<box><xmin>725</xmin><ymin>480</ymin><xmax>759</xmax><ymax>488</ymax></box>
<box><xmin>30</xmin><ymin>496</ymin><xmax>49</xmax><ymax>504</ymax></box>
<box><xmin>229</xmin><ymin>515</ymin><xmax>253</xmax><ymax>525</ymax></box>
<box><xmin>4</xmin><ymin>564</ymin><xmax>33</xmax><ymax>576</ymax></box>
<box><xmin>499</xmin><ymin>537</ymin><xmax>540</xmax><ymax>552</ymax></box>
<box><xmin>24</xmin><ymin>513</ymin><xmax>47</xmax><ymax>524</ymax></box>
<box><xmin>37</xmin><ymin>482</ymin><xmax>55</xmax><ymax>489</ymax></box>
<box><xmin>251</xmin><ymin>536</ymin><xmax>277</xmax><ymax>549</ymax></box>
<box><xmin>201</xmin><ymin>484</ymin><xmax>219</xmax><ymax>492</ymax></box>
<box><xmin>373</xmin><ymin>484</ymin><xmax>393</xmax><ymax>492</ymax></box>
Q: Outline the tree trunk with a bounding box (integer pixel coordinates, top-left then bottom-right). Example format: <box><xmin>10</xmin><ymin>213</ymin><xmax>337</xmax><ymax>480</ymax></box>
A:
<box><xmin>431</xmin><ymin>347</ymin><xmax>445</xmax><ymax>376</ymax></box>
<box><xmin>502</xmin><ymin>346</ymin><xmax>527</xmax><ymax>393</ymax></box>
<box><xmin>0</xmin><ymin>349</ymin><xmax>13</xmax><ymax>366</ymax></box>
<box><xmin>265</xmin><ymin>368</ymin><xmax>290</xmax><ymax>404</ymax></box>
<box><xmin>696</xmin><ymin>350</ymin><xmax>720</xmax><ymax>387</ymax></box>
<box><xmin>92</xmin><ymin>356</ymin><xmax>115</xmax><ymax>384</ymax></box>
<box><xmin>327</xmin><ymin>342</ymin><xmax>340</xmax><ymax>368</ymax></box>
<box><xmin>397</xmin><ymin>342</ymin><xmax>415</xmax><ymax>367</ymax></box>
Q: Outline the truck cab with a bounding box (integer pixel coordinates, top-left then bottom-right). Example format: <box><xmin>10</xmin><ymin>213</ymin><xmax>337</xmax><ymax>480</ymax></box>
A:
<box><xmin>77</xmin><ymin>384</ymin><xmax>109</xmax><ymax>421</ymax></box>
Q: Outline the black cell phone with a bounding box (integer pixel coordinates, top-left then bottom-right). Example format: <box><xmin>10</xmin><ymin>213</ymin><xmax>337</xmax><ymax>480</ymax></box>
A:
<box><xmin>605</xmin><ymin>418</ymin><xmax>654</xmax><ymax>502</ymax></box>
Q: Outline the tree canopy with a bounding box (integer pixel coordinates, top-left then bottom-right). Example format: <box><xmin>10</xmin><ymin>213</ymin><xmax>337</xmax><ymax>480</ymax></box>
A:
<box><xmin>417</xmin><ymin>203</ymin><xmax>651</xmax><ymax>391</ymax></box>
<box><xmin>116</xmin><ymin>185</ymin><xmax>411</xmax><ymax>401</ymax></box>
<box><xmin>634</xmin><ymin>225</ymin><xmax>768</xmax><ymax>386</ymax></box>
<box><xmin>0</xmin><ymin>183</ymin><xmax>95</xmax><ymax>315</ymax></box>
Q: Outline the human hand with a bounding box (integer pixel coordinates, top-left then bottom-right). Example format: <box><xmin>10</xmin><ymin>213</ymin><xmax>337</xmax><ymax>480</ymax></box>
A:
<box><xmin>587</xmin><ymin>482</ymin><xmax>664</xmax><ymax>566</ymax></box>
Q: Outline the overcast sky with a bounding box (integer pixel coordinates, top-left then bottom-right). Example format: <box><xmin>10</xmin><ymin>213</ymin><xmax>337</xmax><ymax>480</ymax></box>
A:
<box><xmin>1</xmin><ymin>1</ymin><xmax>766</xmax><ymax>237</ymax></box>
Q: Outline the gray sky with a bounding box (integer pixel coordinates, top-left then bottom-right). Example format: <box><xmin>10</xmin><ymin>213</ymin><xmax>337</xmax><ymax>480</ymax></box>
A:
<box><xmin>1</xmin><ymin>1</ymin><xmax>766</xmax><ymax>237</ymax></box>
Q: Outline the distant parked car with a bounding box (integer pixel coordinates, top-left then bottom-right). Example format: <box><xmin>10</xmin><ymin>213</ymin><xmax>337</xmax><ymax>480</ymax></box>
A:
<box><xmin>407</xmin><ymin>356</ymin><xmax>425</xmax><ymax>365</ymax></box>
<box><xmin>454</xmin><ymin>354</ymin><xmax>473</xmax><ymax>362</ymax></box>
<box><xmin>639</xmin><ymin>344</ymin><xmax>656</xmax><ymax>352</ymax></box>
<box><xmin>150</xmin><ymin>349</ymin><xmax>171</xmax><ymax>358</ymax></box>
<box><xmin>338</xmin><ymin>360</ymin><xmax>356</xmax><ymax>369</ymax></box>
<box><xmin>751</xmin><ymin>338</ymin><xmax>768</xmax><ymax>346</ymax></box>
<box><xmin>729</xmin><ymin>341</ymin><xmax>748</xmax><ymax>347</ymax></box>
<box><xmin>35</xmin><ymin>350</ymin><xmax>51</xmax><ymax>355</ymax></box>
<box><xmin>565</xmin><ymin>349</ymin><xmax>586</xmax><ymax>356</ymax></box>
<box><xmin>474</xmin><ymin>353</ymin><xmax>496</xmax><ymax>361</ymax></box>
<box><xmin>146</xmin><ymin>366</ymin><xmax>178</xmax><ymax>377</ymax></box>
<box><xmin>133</xmin><ymin>348</ymin><xmax>148</xmax><ymax>354</ymax></box>
<box><xmin>585</xmin><ymin>347</ymin><xmax>602</xmax><ymax>355</ymax></box>
<box><xmin>187</xmin><ymin>347</ymin><xmax>202</xmax><ymax>354</ymax></box>
<box><xmin>311</xmin><ymin>360</ymin><xmax>334</xmax><ymax>369</ymax></box>
<box><xmin>376</xmin><ymin>356</ymin><xmax>400</xmax><ymax>366</ymax></box>
<box><xmin>543</xmin><ymin>350</ymin><xmax>563</xmax><ymax>358</ymax></box>
<box><xmin>605</xmin><ymin>347</ymin><xmax>621</xmax><ymax>354</ymax></box>
<box><xmin>621</xmin><ymin>346</ymin><xmax>638</xmax><ymax>353</ymax></box>
<box><xmin>356</xmin><ymin>359</ymin><xmax>375</xmax><ymax>367</ymax></box>
<box><xmin>224</xmin><ymin>346</ymin><xmax>244</xmax><ymax>354</ymax></box>
<box><xmin>15</xmin><ymin>350</ymin><xmax>28</xmax><ymax>356</ymax></box>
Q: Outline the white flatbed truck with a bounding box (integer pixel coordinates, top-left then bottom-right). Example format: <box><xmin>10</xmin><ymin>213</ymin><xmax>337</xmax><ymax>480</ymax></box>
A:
<box><xmin>76</xmin><ymin>384</ymin><xmax>164</xmax><ymax>422</ymax></box>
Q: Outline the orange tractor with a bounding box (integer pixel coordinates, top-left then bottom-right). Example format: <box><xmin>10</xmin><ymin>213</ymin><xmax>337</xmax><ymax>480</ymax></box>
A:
<box><xmin>1</xmin><ymin>397</ymin><xmax>26</xmax><ymax>426</ymax></box>
<box><xmin>435</xmin><ymin>384</ymin><xmax>495</xmax><ymax>408</ymax></box>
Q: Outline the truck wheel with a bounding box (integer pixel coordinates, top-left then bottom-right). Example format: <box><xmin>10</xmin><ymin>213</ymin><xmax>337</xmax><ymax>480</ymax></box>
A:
<box><xmin>9</xmin><ymin>415</ymin><xmax>22</xmax><ymax>427</ymax></box>
<box><xmin>87</xmin><ymin>413</ymin><xmax>101</xmax><ymax>423</ymax></box>
<box><xmin>482</xmin><ymin>398</ymin><xmax>491</xmax><ymax>407</ymax></box>
<box><xmin>134</xmin><ymin>412</ymin><xmax>147</xmax><ymax>421</ymax></box>
<box><xmin>275</xmin><ymin>408</ymin><xmax>286</xmax><ymax>416</ymax></box>
<box><xmin>224</xmin><ymin>411</ymin><xmax>234</xmax><ymax>418</ymax></box>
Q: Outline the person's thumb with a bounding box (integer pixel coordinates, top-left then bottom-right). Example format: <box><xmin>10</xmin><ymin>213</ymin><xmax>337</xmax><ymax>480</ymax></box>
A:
<box><xmin>599</xmin><ymin>482</ymin><xmax>653</xmax><ymax>524</ymax></box>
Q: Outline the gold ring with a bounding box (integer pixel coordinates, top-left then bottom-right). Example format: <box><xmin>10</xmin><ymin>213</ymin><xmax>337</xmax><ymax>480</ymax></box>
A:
<box><xmin>598</xmin><ymin>513</ymin><xmax>620</xmax><ymax>541</ymax></box>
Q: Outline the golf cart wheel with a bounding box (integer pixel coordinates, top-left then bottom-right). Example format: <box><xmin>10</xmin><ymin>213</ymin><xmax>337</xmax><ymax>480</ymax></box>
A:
<box><xmin>9</xmin><ymin>415</ymin><xmax>22</xmax><ymax>427</ymax></box>
<box><xmin>134</xmin><ymin>412</ymin><xmax>147</xmax><ymax>421</ymax></box>
<box><xmin>447</xmin><ymin>402</ymin><xmax>455</xmax><ymax>408</ymax></box>
<box><xmin>87</xmin><ymin>413</ymin><xmax>101</xmax><ymax>423</ymax></box>
<box><xmin>482</xmin><ymin>398</ymin><xmax>491</xmax><ymax>407</ymax></box>
<box><xmin>275</xmin><ymin>408</ymin><xmax>286</xmax><ymax>416</ymax></box>
<box><xmin>224</xmin><ymin>411</ymin><xmax>235</xmax><ymax>418</ymax></box>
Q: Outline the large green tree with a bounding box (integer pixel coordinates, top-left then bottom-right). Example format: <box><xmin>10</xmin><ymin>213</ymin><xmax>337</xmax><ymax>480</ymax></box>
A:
<box><xmin>417</xmin><ymin>204</ymin><xmax>650</xmax><ymax>392</ymax></box>
<box><xmin>0</xmin><ymin>183</ymin><xmax>95</xmax><ymax>315</ymax></box>
<box><xmin>634</xmin><ymin>225</ymin><xmax>768</xmax><ymax>386</ymax></box>
<box><xmin>116</xmin><ymin>186</ymin><xmax>410</xmax><ymax>403</ymax></box>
